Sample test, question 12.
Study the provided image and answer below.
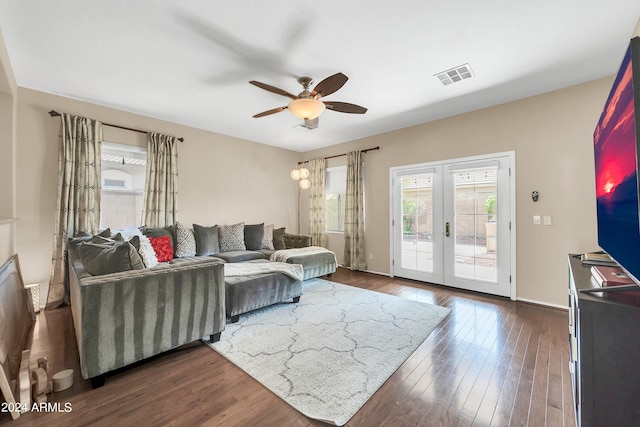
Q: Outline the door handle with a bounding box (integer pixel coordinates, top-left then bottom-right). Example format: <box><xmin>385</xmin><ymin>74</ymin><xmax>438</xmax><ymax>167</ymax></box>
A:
<box><xmin>445</xmin><ymin>222</ymin><xmax>450</xmax><ymax>237</ymax></box>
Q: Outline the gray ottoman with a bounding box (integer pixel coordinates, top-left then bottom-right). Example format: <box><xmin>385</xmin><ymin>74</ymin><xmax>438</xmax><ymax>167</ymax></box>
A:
<box><xmin>280</xmin><ymin>250</ymin><xmax>337</xmax><ymax>280</ymax></box>
<box><xmin>225</xmin><ymin>263</ymin><xmax>302</xmax><ymax>323</ymax></box>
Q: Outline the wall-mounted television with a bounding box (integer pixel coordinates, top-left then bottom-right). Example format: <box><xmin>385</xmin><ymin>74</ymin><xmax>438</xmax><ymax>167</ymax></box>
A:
<box><xmin>594</xmin><ymin>36</ymin><xmax>640</xmax><ymax>284</ymax></box>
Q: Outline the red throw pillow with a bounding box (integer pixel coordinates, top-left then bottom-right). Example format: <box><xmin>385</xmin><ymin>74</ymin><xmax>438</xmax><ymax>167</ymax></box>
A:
<box><xmin>149</xmin><ymin>235</ymin><xmax>173</xmax><ymax>262</ymax></box>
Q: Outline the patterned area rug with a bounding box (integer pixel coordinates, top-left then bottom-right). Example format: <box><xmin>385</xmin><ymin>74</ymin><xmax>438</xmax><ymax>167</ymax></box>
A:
<box><xmin>207</xmin><ymin>279</ymin><xmax>450</xmax><ymax>426</ymax></box>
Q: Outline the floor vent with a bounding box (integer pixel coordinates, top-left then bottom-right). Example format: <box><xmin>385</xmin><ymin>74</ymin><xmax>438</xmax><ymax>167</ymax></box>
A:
<box><xmin>435</xmin><ymin>63</ymin><xmax>474</xmax><ymax>86</ymax></box>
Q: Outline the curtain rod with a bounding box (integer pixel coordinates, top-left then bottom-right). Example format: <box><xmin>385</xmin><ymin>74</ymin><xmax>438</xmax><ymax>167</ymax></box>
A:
<box><xmin>298</xmin><ymin>146</ymin><xmax>380</xmax><ymax>165</ymax></box>
<box><xmin>48</xmin><ymin>110</ymin><xmax>184</xmax><ymax>142</ymax></box>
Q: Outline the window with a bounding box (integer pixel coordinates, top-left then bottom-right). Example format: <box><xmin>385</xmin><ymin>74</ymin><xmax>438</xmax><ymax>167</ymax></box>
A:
<box><xmin>104</xmin><ymin>178</ymin><xmax>126</xmax><ymax>189</ymax></box>
<box><xmin>325</xmin><ymin>166</ymin><xmax>346</xmax><ymax>232</ymax></box>
<box><xmin>100</xmin><ymin>142</ymin><xmax>147</xmax><ymax>229</ymax></box>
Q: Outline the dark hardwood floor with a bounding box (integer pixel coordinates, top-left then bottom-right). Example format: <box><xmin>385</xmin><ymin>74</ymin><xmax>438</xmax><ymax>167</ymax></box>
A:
<box><xmin>2</xmin><ymin>268</ymin><xmax>575</xmax><ymax>426</ymax></box>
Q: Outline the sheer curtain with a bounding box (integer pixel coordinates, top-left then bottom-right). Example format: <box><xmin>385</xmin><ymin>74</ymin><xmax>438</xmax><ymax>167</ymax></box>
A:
<box><xmin>343</xmin><ymin>150</ymin><xmax>367</xmax><ymax>270</ymax></box>
<box><xmin>308</xmin><ymin>158</ymin><xmax>327</xmax><ymax>247</ymax></box>
<box><xmin>142</xmin><ymin>132</ymin><xmax>179</xmax><ymax>228</ymax></box>
<box><xmin>47</xmin><ymin>113</ymin><xmax>103</xmax><ymax>308</ymax></box>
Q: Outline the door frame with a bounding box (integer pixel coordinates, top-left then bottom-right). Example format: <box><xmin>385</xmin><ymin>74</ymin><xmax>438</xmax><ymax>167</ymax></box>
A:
<box><xmin>389</xmin><ymin>151</ymin><xmax>517</xmax><ymax>300</ymax></box>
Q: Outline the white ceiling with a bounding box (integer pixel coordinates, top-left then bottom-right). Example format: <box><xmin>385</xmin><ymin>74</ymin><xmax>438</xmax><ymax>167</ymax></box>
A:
<box><xmin>1</xmin><ymin>1</ymin><xmax>639</xmax><ymax>152</ymax></box>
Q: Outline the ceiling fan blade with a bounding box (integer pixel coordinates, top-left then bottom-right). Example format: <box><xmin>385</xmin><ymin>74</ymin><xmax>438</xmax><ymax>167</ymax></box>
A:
<box><xmin>249</xmin><ymin>81</ymin><xmax>298</xmax><ymax>100</ymax></box>
<box><xmin>311</xmin><ymin>73</ymin><xmax>348</xmax><ymax>98</ymax></box>
<box><xmin>303</xmin><ymin>117</ymin><xmax>319</xmax><ymax>129</ymax></box>
<box><xmin>324</xmin><ymin>101</ymin><xmax>368</xmax><ymax>114</ymax></box>
<box><xmin>253</xmin><ymin>106</ymin><xmax>287</xmax><ymax>118</ymax></box>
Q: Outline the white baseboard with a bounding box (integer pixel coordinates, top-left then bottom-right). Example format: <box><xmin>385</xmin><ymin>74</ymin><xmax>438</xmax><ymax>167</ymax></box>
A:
<box><xmin>516</xmin><ymin>297</ymin><xmax>568</xmax><ymax>311</ymax></box>
<box><xmin>336</xmin><ymin>265</ymin><xmax>390</xmax><ymax>277</ymax></box>
<box><xmin>337</xmin><ymin>266</ymin><xmax>567</xmax><ymax>310</ymax></box>
<box><xmin>362</xmin><ymin>269</ymin><xmax>390</xmax><ymax>277</ymax></box>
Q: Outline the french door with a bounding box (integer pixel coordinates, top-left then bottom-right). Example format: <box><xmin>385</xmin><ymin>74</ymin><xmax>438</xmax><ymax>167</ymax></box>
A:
<box><xmin>391</xmin><ymin>152</ymin><xmax>514</xmax><ymax>299</ymax></box>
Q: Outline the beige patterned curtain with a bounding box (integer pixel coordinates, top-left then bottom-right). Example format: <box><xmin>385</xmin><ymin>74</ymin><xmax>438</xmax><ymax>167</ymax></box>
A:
<box><xmin>343</xmin><ymin>150</ymin><xmax>367</xmax><ymax>270</ymax></box>
<box><xmin>308</xmin><ymin>158</ymin><xmax>326</xmax><ymax>247</ymax></box>
<box><xmin>142</xmin><ymin>132</ymin><xmax>179</xmax><ymax>228</ymax></box>
<box><xmin>47</xmin><ymin>113</ymin><xmax>103</xmax><ymax>308</ymax></box>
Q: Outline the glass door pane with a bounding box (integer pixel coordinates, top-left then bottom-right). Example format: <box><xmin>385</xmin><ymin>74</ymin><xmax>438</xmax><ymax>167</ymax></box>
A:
<box><xmin>393</xmin><ymin>153</ymin><xmax>512</xmax><ymax>298</ymax></box>
<box><xmin>452</xmin><ymin>169</ymin><xmax>497</xmax><ymax>282</ymax></box>
<box><xmin>401</xmin><ymin>174</ymin><xmax>434</xmax><ymax>272</ymax></box>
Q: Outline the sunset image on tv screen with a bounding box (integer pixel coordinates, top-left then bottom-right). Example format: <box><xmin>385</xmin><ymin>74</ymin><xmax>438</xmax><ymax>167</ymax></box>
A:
<box><xmin>594</xmin><ymin>43</ymin><xmax>640</xmax><ymax>280</ymax></box>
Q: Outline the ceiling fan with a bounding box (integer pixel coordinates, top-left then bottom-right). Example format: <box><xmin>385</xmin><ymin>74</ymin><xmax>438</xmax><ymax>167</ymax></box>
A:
<box><xmin>249</xmin><ymin>72</ymin><xmax>367</xmax><ymax>129</ymax></box>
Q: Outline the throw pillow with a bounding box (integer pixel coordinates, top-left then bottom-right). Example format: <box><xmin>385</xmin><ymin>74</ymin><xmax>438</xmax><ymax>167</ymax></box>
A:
<box><xmin>128</xmin><ymin>235</ymin><xmax>141</xmax><ymax>251</ymax></box>
<box><xmin>149</xmin><ymin>236</ymin><xmax>173</xmax><ymax>262</ymax></box>
<box><xmin>68</xmin><ymin>229</ymin><xmax>112</xmax><ymax>250</ymax></box>
<box><xmin>218</xmin><ymin>222</ymin><xmax>246</xmax><ymax>252</ymax></box>
<box><xmin>262</xmin><ymin>224</ymin><xmax>274</xmax><ymax>250</ymax></box>
<box><xmin>273</xmin><ymin>227</ymin><xmax>286</xmax><ymax>250</ymax></box>
<box><xmin>76</xmin><ymin>241</ymin><xmax>145</xmax><ymax>276</ymax></box>
<box><xmin>126</xmin><ymin>241</ymin><xmax>147</xmax><ymax>270</ymax></box>
<box><xmin>68</xmin><ymin>234</ymin><xmax>96</xmax><ymax>251</ymax></box>
<box><xmin>138</xmin><ymin>235</ymin><xmax>158</xmax><ymax>268</ymax></box>
<box><xmin>193</xmin><ymin>224</ymin><xmax>220</xmax><ymax>256</ymax></box>
<box><xmin>175</xmin><ymin>221</ymin><xmax>197</xmax><ymax>257</ymax></box>
<box><xmin>111</xmin><ymin>226</ymin><xmax>158</xmax><ymax>268</ymax></box>
<box><xmin>97</xmin><ymin>228</ymin><xmax>111</xmax><ymax>238</ymax></box>
<box><xmin>244</xmin><ymin>223</ymin><xmax>264</xmax><ymax>251</ymax></box>
<box><xmin>111</xmin><ymin>232</ymin><xmax>125</xmax><ymax>242</ymax></box>
<box><xmin>89</xmin><ymin>235</ymin><xmax>115</xmax><ymax>245</ymax></box>
<box><xmin>143</xmin><ymin>226</ymin><xmax>175</xmax><ymax>252</ymax></box>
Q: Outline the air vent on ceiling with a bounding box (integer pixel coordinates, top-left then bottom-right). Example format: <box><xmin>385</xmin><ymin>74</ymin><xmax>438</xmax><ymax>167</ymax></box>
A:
<box><xmin>434</xmin><ymin>63</ymin><xmax>474</xmax><ymax>86</ymax></box>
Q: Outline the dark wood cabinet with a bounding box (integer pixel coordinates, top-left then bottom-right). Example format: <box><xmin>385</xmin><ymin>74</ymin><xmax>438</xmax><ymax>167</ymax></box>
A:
<box><xmin>568</xmin><ymin>255</ymin><xmax>640</xmax><ymax>427</ymax></box>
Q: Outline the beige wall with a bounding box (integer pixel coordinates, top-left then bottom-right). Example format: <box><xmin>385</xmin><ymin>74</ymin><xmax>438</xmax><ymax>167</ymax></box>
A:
<box><xmin>0</xmin><ymin>27</ymin><xmax>17</xmax><ymax>266</ymax></box>
<box><xmin>299</xmin><ymin>78</ymin><xmax>612</xmax><ymax>307</ymax></box>
<box><xmin>15</xmin><ymin>88</ymin><xmax>301</xmax><ymax>290</ymax></box>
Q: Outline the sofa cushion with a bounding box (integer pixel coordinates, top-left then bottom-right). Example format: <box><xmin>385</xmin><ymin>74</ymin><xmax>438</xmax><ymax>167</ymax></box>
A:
<box><xmin>90</xmin><ymin>235</ymin><xmax>116</xmax><ymax>245</ymax></box>
<box><xmin>257</xmin><ymin>249</ymin><xmax>275</xmax><ymax>258</ymax></box>
<box><xmin>68</xmin><ymin>234</ymin><xmax>94</xmax><ymax>250</ymax></box>
<box><xmin>224</xmin><ymin>262</ymin><xmax>303</xmax><ymax>319</ymax></box>
<box><xmin>214</xmin><ymin>250</ymin><xmax>265</xmax><ymax>263</ymax></box>
<box><xmin>193</xmin><ymin>224</ymin><xmax>220</xmax><ymax>256</ymax></box>
<box><xmin>284</xmin><ymin>233</ymin><xmax>312</xmax><ymax>248</ymax></box>
<box><xmin>149</xmin><ymin>236</ymin><xmax>174</xmax><ymax>262</ymax></box>
<box><xmin>262</xmin><ymin>224</ymin><xmax>274</xmax><ymax>250</ymax></box>
<box><xmin>113</xmin><ymin>225</ymin><xmax>159</xmax><ymax>268</ymax></box>
<box><xmin>175</xmin><ymin>222</ymin><xmax>197</xmax><ymax>257</ymax></box>
<box><xmin>244</xmin><ymin>223</ymin><xmax>264</xmax><ymax>251</ymax></box>
<box><xmin>143</xmin><ymin>226</ymin><xmax>175</xmax><ymax>252</ymax></box>
<box><xmin>273</xmin><ymin>227</ymin><xmax>286</xmax><ymax>250</ymax></box>
<box><xmin>68</xmin><ymin>229</ymin><xmax>112</xmax><ymax>250</ymax></box>
<box><xmin>219</xmin><ymin>222</ymin><xmax>246</xmax><ymax>252</ymax></box>
<box><xmin>76</xmin><ymin>241</ymin><xmax>146</xmax><ymax>276</ymax></box>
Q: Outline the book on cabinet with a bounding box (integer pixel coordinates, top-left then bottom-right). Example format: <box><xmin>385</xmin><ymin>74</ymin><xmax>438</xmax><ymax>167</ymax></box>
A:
<box><xmin>581</xmin><ymin>251</ymin><xmax>617</xmax><ymax>266</ymax></box>
<box><xmin>590</xmin><ymin>265</ymin><xmax>636</xmax><ymax>287</ymax></box>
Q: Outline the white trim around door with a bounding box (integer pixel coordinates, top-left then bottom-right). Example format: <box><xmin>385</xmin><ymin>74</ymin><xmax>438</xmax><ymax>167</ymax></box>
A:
<box><xmin>390</xmin><ymin>151</ymin><xmax>516</xmax><ymax>300</ymax></box>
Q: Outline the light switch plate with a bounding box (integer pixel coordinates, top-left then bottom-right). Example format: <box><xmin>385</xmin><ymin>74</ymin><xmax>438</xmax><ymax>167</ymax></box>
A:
<box><xmin>543</xmin><ymin>216</ymin><xmax>552</xmax><ymax>226</ymax></box>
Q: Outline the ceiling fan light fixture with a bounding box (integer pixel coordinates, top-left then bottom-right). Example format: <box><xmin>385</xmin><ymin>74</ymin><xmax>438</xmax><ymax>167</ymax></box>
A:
<box><xmin>298</xmin><ymin>167</ymin><xmax>309</xmax><ymax>179</ymax></box>
<box><xmin>288</xmin><ymin>98</ymin><xmax>325</xmax><ymax>120</ymax></box>
<box><xmin>299</xmin><ymin>178</ymin><xmax>311</xmax><ymax>190</ymax></box>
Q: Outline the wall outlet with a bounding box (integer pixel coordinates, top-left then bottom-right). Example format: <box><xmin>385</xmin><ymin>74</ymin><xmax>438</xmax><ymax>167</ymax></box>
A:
<box><xmin>533</xmin><ymin>215</ymin><xmax>541</xmax><ymax>225</ymax></box>
<box><xmin>369</xmin><ymin>252</ymin><xmax>374</xmax><ymax>260</ymax></box>
<box><xmin>543</xmin><ymin>216</ymin><xmax>552</xmax><ymax>226</ymax></box>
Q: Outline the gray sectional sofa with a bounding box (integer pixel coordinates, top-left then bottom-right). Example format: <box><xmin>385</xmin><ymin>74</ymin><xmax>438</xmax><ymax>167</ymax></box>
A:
<box><xmin>67</xmin><ymin>222</ymin><xmax>336</xmax><ymax>388</ymax></box>
<box><xmin>68</xmin><ymin>243</ymin><xmax>226</xmax><ymax>388</ymax></box>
